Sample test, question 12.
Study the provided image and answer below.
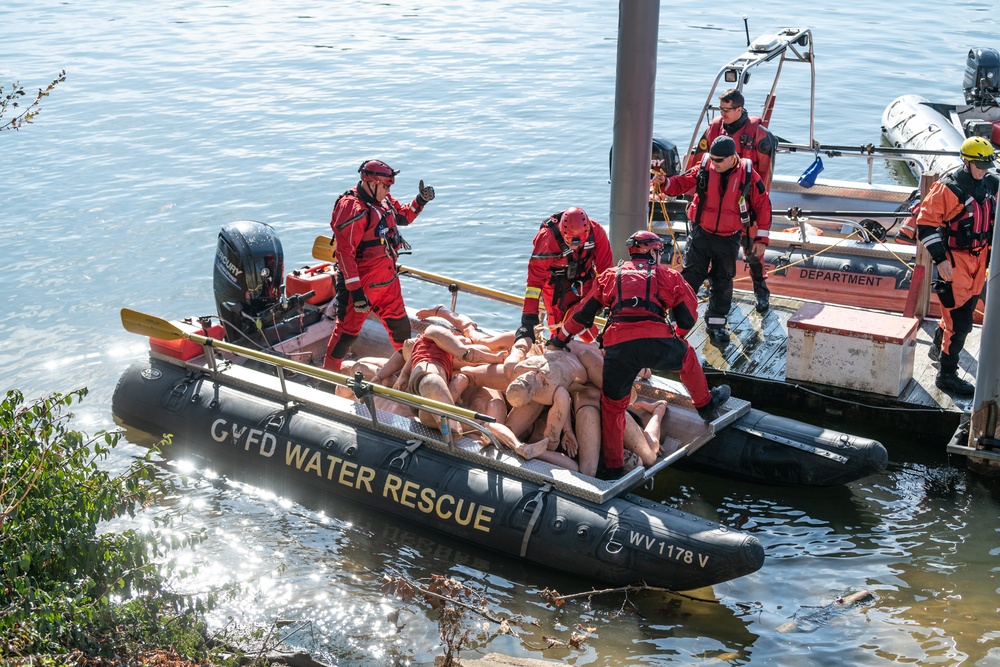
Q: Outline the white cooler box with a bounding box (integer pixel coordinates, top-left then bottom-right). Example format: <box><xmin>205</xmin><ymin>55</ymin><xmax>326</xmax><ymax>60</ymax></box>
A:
<box><xmin>786</xmin><ymin>303</ymin><xmax>919</xmax><ymax>396</ymax></box>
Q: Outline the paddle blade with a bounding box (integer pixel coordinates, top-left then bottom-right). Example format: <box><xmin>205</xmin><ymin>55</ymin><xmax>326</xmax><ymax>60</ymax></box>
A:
<box><xmin>120</xmin><ymin>308</ymin><xmax>187</xmax><ymax>341</ymax></box>
<box><xmin>120</xmin><ymin>307</ymin><xmax>493</xmax><ymax>424</ymax></box>
<box><xmin>312</xmin><ymin>235</ymin><xmax>336</xmax><ymax>262</ymax></box>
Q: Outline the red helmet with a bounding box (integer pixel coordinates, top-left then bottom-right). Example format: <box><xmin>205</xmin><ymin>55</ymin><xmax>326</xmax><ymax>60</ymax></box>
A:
<box><xmin>626</xmin><ymin>230</ymin><xmax>664</xmax><ymax>255</ymax></box>
<box><xmin>358</xmin><ymin>159</ymin><xmax>398</xmax><ymax>186</ymax></box>
<box><xmin>558</xmin><ymin>207</ymin><xmax>591</xmax><ymax>247</ymax></box>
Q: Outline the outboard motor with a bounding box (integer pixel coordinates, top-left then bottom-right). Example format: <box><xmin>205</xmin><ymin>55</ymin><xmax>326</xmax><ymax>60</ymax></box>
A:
<box><xmin>963</xmin><ymin>47</ymin><xmax>1000</xmax><ymax>106</ymax></box>
<box><xmin>651</xmin><ymin>135</ymin><xmax>682</xmax><ymax>177</ymax></box>
<box><xmin>608</xmin><ymin>135</ymin><xmax>682</xmax><ymax>181</ymax></box>
<box><xmin>213</xmin><ymin>220</ymin><xmax>284</xmax><ymax>337</ymax></box>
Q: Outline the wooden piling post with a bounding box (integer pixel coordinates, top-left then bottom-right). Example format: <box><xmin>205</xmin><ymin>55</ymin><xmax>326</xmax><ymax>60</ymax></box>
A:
<box><xmin>913</xmin><ymin>172</ymin><xmax>939</xmax><ymax>321</ymax></box>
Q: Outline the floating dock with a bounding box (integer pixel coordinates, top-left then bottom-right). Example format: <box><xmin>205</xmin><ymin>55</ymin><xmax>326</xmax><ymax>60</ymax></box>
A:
<box><xmin>687</xmin><ymin>289</ymin><xmax>979</xmax><ymax>445</ymax></box>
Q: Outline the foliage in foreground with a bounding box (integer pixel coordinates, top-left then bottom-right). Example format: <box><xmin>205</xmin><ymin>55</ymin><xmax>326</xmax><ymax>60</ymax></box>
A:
<box><xmin>0</xmin><ymin>71</ymin><xmax>66</xmax><ymax>132</ymax></box>
<box><xmin>0</xmin><ymin>389</ymin><xmax>213</xmax><ymax>661</ymax></box>
<box><xmin>382</xmin><ymin>573</ymin><xmax>596</xmax><ymax>665</ymax></box>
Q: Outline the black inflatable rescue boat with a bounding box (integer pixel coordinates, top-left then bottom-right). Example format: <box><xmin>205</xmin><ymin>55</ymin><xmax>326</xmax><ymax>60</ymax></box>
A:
<box><xmin>112</xmin><ymin>220</ymin><xmax>888</xmax><ymax>590</ymax></box>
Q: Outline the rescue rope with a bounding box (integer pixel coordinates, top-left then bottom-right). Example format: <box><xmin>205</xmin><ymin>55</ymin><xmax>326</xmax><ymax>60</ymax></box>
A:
<box><xmin>657</xmin><ymin>198</ymin><xmax>678</xmax><ymax>245</ymax></box>
<box><xmin>726</xmin><ymin>228</ymin><xmax>867</xmax><ymax>287</ymax></box>
<box><xmin>648</xmin><ymin>175</ymin><xmax>679</xmax><ymax>250</ymax></box>
<box><xmin>866</xmin><ymin>237</ymin><xmax>918</xmax><ymax>271</ymax></box>
<box><xmin>647</xmin><ymin>184</ymin><xmax>657</xmax><ymax>231</ymax></box>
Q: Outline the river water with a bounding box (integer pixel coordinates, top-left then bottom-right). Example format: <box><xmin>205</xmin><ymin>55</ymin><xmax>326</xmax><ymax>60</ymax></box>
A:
<box><xmin>3</xmin><ymin>1</ymin><xmax>1000</xmax><ymax>664</ymax></box>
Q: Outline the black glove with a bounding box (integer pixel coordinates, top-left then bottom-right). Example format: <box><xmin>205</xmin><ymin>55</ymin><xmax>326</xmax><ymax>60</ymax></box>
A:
<box><xmin>515</xmin><ymin>313</ymin><xmax>539</xmax><ymax>344</ymax></box>
<box><xmin>416</xmin><ymin>180</ymin><xmax>435</xmax><ymax>206</ymax></box>
<box><xmin>546</xmin><ymin>333</ymin><xmax>570</xmax><ymax>351</ymax></box>
<box><xmin>350</xmin><ymin>288</ymin><xmax>370</xmax><ymax>313</ymax></box>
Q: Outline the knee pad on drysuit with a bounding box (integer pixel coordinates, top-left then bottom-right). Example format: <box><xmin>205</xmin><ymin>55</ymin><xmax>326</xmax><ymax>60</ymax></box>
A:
<box><xmin>329</xmin><ymin>332</ymin><xmax>359</xmax><ymax>361</ymax></box>
<box><xmin>384</xmin><ymin>316</ymin><xmax>411</xmax><ymax>350</ymax></box>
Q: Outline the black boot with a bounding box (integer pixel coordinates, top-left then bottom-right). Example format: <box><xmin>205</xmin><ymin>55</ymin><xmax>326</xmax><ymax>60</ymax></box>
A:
<box><xmin>707</xmin><ymin>326</ymin><xmax>731</xmax><ymax>346</ymax></box>
<box><xmin>697</xmin><ymin>385</ymin><xmax>732</xmax><ymax>421</ymax></box>
<box><xmin>754</xmin><ymin>289</ymin><xmax>770</xmax><ymax>313</ymax></box>
<box><xmin>928</xmin><ymin>327</ymin><xmax>943</xmax><ymax>362</ymax></box>
<box><xmin>598</xmin><ymin>466</ymin><xmax>624</xmax><ymax>481</ymax></box>
<box><xmin>936</xmin><ymin>370</ymin><xmax>974</xmax><ymax>397</ymax></box>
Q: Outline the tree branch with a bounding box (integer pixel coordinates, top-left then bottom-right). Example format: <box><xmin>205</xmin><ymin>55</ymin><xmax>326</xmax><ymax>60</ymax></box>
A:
<box><xmin>540</xmin><ymin>583</ymin><xmax>719</xmax><ymax>605</ymax></box>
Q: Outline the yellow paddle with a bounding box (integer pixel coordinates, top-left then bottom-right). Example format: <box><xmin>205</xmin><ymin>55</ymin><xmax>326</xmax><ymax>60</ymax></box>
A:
<box><xmin>311</xmin><ymin>234</ymin><xmax>524</xmax><ymax>306</ymax></box>
<box><xmin>311</xmin><ymin>235</ymin><xmax>336</xmax><ymax>262</ymax></box>
<box><xmin>396</xmin><ymin>265</ymin><xmax>526</xmax><ymax>307</ymax></box>
<box><xmin>120</xmin><ymin>308</ymin><xmax>496</xmax><ymax>423</ymax></box>
<box><xmin>309</xmin><ymin>234</ymin><xmax>606</xmax><ymax>328</ymax></box>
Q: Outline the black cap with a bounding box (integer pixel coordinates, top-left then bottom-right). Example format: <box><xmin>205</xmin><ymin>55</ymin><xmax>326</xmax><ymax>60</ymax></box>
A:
<box><xmin>709</xmin><ymin>136</ymin><xmax>737</xmax><ymax>158</ymax></box>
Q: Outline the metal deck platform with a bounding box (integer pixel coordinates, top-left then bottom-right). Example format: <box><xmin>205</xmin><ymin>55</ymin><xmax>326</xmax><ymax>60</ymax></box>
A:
<box><xmin>687</xmin><ymin>288</ymin><xmax>980</xmax><ymax>445</ymax></box>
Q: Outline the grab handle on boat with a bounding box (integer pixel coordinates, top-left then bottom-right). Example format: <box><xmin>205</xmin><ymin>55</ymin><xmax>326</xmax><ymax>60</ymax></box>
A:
<box><xmin>519</xmin><ymin>484</ymin><xmax>552</xmax><ymax>558</ymax></box>
<box><xmin>165</xmin><ymin>377</ymin><xmax>196</xmax><ymax>413</ymax></box>
<box><xmin>388</xmin><ymin>439</ymin><xmax>425</xmax><ymax>471</ymax></box>
<box><xmin>259</xmin><ymin>404</ymin><xmax>299</xmax><ymax>432</ymax></box>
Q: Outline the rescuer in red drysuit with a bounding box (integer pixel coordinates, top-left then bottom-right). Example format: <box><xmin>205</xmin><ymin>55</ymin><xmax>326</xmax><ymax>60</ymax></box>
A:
<box><xmin>686</xmin><ymin>89</ymin><xmax>776</xmax><ymax>189</ymax></box>
<box><xmin>548</xmin><ymin>230</ymin><xmax>731</xmax><ymax>480</ymax></box>
<box><xmin>515</xmin><ymin>207</ymin><xmax>613</xmax><ymax>345</ymax></box>
<box><xmin>323</xmin><ymin>159</ymin><xmax>435</xmax><ymax>371</ymax></box>
<box><xmin>663</xmin><ymin>136</ymin><xmax>772</xmax><ymax>346</ymax></box>
<box><xmin>683</xmin><ymin>89</ymin><xmax>777</xmax><ymax>314</ymax></box>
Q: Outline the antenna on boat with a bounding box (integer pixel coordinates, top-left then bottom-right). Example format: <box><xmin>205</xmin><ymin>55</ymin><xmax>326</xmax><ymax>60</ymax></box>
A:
<box><xmin>743</xmin><ymin>15</ymin><xmax>750</xmax><ymax>47</ymax></box>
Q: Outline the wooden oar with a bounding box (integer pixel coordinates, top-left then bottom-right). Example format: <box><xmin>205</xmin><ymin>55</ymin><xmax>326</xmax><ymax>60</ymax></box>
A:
<box><xmin>397</xmin><ymin>265</ymin><xmax>525</xmax><ymax>307</ymax></box>
<box><xmin>312</xmin><ymin>235</ymin><xmax>336</xmax><ymax>262</ymax></box>
<box><xmin>397</xmin><ymin>264</ymin><xmax>611</xmax><ymax>329</ymax></box>
<box><xmin>311</xmin><ymin>234</ymin><xmax>524</xmax><ymax>306</ymax></box>
<box><xmin>309</xmin><ymin>235</ymin><xmax>607</xmax><ymax>328</ymax></box>
<box><xmin>120</xmin><ymin>308</ymin><xmax>496</xmax><ymax>423</ymax></box>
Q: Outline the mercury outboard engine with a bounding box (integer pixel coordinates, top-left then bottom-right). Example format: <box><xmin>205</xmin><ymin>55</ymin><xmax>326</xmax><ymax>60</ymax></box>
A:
<box><xmin>651</xmin><ymin>136</ymin><xmax>682</xmax><ymax>177</ymax></box>
<box><xmin>607</xmin><ymin>135</ymin><xmax>682</xmax><ymax>181</ymax></box>
<box><xmin>964</xmin><ymin>47</ymin><xmax>1000</xmax><ymax>106</ymax></box>
<box><xmin>214</xmin><ymin>220</ymin><xmax>284</xmax><ymax>338</ymax></box>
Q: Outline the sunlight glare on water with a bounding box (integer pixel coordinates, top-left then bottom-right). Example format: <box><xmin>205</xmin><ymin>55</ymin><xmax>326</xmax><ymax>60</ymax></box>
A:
<box><xmin>3</xmin><ymin>0</ymin><xmax>1000</xmax><ymax>664</ymax></box>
